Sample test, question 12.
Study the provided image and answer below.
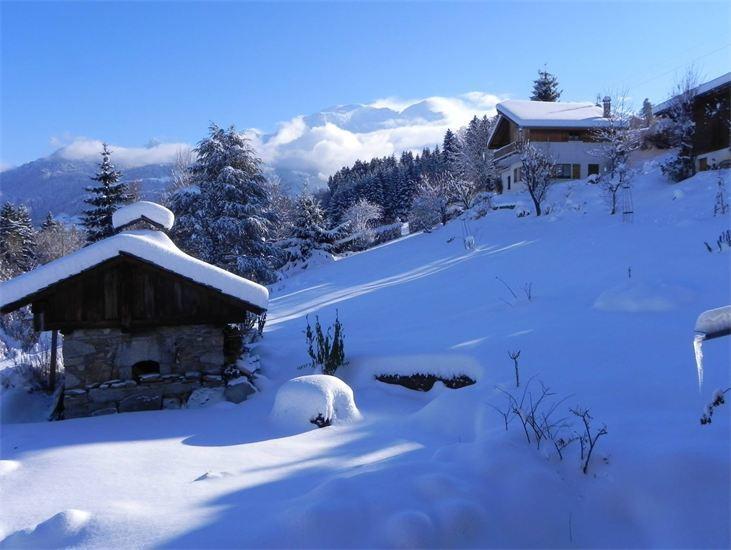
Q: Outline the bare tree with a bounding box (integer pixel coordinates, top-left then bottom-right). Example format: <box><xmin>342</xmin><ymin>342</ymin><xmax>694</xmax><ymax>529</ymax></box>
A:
<box><xmin>36</xmin><ymin>222</ymin><xmax>85</xmax><ymax>265</ymax></box>
<box><xmin>591</xmin><ymin>94</ymin><xmax>641</xmax><ymax>215</ymax></box>
<box><xmin>517</xmin><ymin>136</ymin><xmax>556</xmax><ymax>216</ymax></box>
<box><xmin>166</xmin><ymin>146</ymin><xmax>195</xmax><ymax>199</ymax></box>
<box><xmin>342</xmin><ymin>198</ymin><xmax>382</xmax><ymax>248</ymax></box>
<box><xmin>409</xmin><ymin>173</ymin><xmax>452</xmax><ymax>230</ymax></box>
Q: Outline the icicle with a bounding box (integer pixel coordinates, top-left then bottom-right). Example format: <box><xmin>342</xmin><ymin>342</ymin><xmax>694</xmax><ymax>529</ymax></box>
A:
<box><xmin>693</xmin><ymin>334</ymin><xmax>705</xmax><ymax>391</ymax></box>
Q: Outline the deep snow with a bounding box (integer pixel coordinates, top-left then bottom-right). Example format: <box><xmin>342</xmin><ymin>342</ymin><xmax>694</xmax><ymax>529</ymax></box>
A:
<box><xmin>0</xmin><ymin>163</ymin><xmax>729</xmax><ymax>548</ymax></box>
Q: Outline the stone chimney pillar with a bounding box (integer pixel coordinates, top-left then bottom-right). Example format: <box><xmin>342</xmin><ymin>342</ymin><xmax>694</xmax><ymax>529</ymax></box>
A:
<box><xmin>602</xmin><ymin>96</ymin><xmax>611</xmax><ymax>118</ymax></box>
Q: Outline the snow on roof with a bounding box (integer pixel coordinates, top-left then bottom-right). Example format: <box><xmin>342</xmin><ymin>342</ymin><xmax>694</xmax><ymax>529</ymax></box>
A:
<box><xmin>496</xmin><ymin>99</ymin><xmax>611</xmax><ymax>128</ymax></box>
<box><xmin>654</xmin><ymin>72</ymin><xmax>731</xmax><ymax>115</ymax></box>
<box><xmin>112</xmin><ymin>201</ymin><xmax>175</xmax><ymax>230</ymax></box>
<box><xmin>695</xmin><ymin>305</ymin><xmax>731</xmax><ymax>338</ymax></box>
<box><xmin>0</xmin><ymin>230</ymin><xmax>268</xmax><ymax>312</ymax></box>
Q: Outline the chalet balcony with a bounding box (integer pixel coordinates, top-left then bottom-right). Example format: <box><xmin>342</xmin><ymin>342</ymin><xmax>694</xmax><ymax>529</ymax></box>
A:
<box><xmin>492</xmin><ymin>141</ymin><xmax>519</xmax><ymax>161</ymax></box>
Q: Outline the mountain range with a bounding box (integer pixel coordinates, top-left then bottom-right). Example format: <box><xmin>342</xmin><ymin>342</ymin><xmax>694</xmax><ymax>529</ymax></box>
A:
<box><xmin>0</xmin><ymin>93</ymin><xmax>501</xmax><ymax>222</ymax></box>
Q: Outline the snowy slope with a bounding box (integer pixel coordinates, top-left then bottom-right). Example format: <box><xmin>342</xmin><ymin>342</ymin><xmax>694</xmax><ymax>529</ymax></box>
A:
<box><xmin>0</xmin><ymin>164</ymin><xmax>729</xmax><ymax>548</ymax></box>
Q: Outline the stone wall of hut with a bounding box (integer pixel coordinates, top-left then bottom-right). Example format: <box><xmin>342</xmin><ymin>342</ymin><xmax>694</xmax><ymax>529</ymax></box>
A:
<box><xmin>62</xmin><ymin>324</ymin><xmax>226</xmax><ymax>418</ymax></box>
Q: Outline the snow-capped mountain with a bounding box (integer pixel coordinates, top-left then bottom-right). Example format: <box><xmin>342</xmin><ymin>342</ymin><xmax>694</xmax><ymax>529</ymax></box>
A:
<box><xmin>0</xmin><ymin>92</ymin><xmax>501</xmax><ymax>221</ymax></box>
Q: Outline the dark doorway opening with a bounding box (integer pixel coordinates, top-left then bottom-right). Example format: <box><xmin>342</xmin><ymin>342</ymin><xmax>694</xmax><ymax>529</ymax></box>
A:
<box><xmin>132</xmin><ymin>360</ymin><xmax>160</xmax><ymax>380</ymax></box>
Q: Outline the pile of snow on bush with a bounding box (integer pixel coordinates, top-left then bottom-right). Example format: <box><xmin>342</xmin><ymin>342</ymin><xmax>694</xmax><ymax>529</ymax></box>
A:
<box><xmin>271</xmin><ymin>375</ymin><xmax>361</xmax><ymax>430</ymax></box>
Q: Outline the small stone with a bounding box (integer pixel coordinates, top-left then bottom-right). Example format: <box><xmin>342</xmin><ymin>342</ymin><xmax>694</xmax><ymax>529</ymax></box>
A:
<box><xmin>110</xmin><ymin>380</ymin><xmax>137</xmax><ymax>388</ymax></box>
<box><xmin>224</xmin><ymin>379</ymin><xmax>256</xmax><ymax>404</ymax></box>
<box><xmin>90</xmin><ymin>407</ymin><xmax>117</xmax><ymax>417</ymax></box>
<box><xmin>184</xmin><ymin>371</ymin><xmax>202</xmax><ymax>380</ymax></box>
<box><xmin>162</xmin><ymin>397</ymin><xmax>181</xmax><ymax>409</ymax></box>
<box><xmin>139</xmin><ymin>373</ymin><xmax>161</xmax><ymax>383</ymax></box>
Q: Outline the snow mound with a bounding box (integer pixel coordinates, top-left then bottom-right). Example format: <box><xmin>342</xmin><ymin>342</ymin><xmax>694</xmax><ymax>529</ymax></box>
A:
<box><xmin>347</xmin><ymin>355</ymin><xmax>484</xmax><ymax>387</ymax></box>
<box><xmin>593</xmin><ymin>281</ymin><xmax>694</xmax><ymax>312</ymax></box>
<box><xmin>271</xmin><ymin>375</ymin><xmax>361</xmax><ymax>430</ymax></box>
<box><xmin>382</xmin><ymin>510</ymin><xmax>436</xmax><ymax>548</ymax></box>
<box><xmin>112</xmin><ymin>200</ymin><xmax>174</xmax><ymax>230</ymax></box>
<box><xmin>0</xmin><ymin>460</ymin><xmax>20</xmax><ymax>477</ymax></box>
<box><xmin>1</xmin><ymin>509</ymin><xmax>92</xmax><ymax>548</ymax></box>
<box><xmin>695</xmin><ymin>306</ymin><xmax>731</xmax><ymax>336</ymax></box>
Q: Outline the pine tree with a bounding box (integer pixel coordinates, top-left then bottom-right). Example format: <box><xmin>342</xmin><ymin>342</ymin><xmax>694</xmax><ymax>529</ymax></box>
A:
<box><xmin>82</xmin><ymin>143</ymin><xmax>130</xmax><ymax>243</ymax></box>
<box><xmin>640</xmin><ymin>98</ymin><xmax>653</xmax><ymax>127</ymax></box>
<box><xmin>442</xmin><ymin>129</ymin><xmax>461</xmax><ymax>173</ymax></box>
<box><xmin>169</xmin><ymin>124</ymin><xmax>281</xmax><ymax>284</ymax></box>
<box><xmin>531</xmin><ymin>67</ymin><xmax>562</xmax><ymax>102</ymax></box>
<box><xmin>284</xmin><ymin>193</ymin><xmax>338</xmax><ymax>262</ymax></box>
<box><xmin>40</xmin><ymin>211</ymin><xmax>62</xmax><ymax>232</ymax></box>
<box><xmin>0</xmin><ymin>202</ymin><xmax>37</xmax><ymax>277</ymax></box>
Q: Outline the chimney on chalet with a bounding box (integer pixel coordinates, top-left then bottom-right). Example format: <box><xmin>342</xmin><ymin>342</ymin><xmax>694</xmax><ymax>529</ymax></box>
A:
<box><xmin>602</xmin><ymin>96</ymin><xmax>611</xmax><ymax>118</ymax></box>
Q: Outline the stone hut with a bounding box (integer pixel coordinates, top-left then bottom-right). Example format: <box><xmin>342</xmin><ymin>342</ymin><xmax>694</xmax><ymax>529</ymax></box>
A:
<box><xmin>0</xmin><ymin>201</ymin><xmax>269</xmax><ymax>418</ymax></box>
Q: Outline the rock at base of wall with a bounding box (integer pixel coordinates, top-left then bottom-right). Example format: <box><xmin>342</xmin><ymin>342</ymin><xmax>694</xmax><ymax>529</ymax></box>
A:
<box><xmin>224</xmin><ymin>378</ymin><xmax>257</xmax><ymax>404</ymax></box>
<box><xmin>162</xmin><ymin>397</ymin><xmax>182</xmax><ymax>409</ymax></box>
<box><xmin>118</xmin><ymin>391</ymin><xmax>163</xmax><ymax>413</ymax></box>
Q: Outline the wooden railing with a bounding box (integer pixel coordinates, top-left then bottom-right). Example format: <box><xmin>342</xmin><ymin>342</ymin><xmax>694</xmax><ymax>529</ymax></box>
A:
<box><xmin>492</xmin><ymin>141</ymin><xmax>518</xmax><ymax>160</ymax></box>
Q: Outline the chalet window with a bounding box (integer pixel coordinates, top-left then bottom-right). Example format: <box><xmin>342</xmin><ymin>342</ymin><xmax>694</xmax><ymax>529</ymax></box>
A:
<box><xmin>568</xmin><ymin>131</ymin><xmax>581</xmax><ymax>141</ymax></box>
<box><xmin>554</xmin><ymin>164</ymin><xmax>572</xmax><ymax>179</ymax></box>
<box><xmin>132</xmin><ymin>360</ymin><xmax>160</xmax><ymax>380</ymax></box>
<box><xmin>572</xmin><ymin>164</ymin><xmax>581</xmax><ymax>179</ymax></box>
<box><xmin>507</xmin><ymin>175</ymin><xmax>511</xmax><ymax>190</ymax></box>
<box><xmin>588</xmin><ymin>164</ymin><xmax>600</xmax><ymax>176</ymax></box>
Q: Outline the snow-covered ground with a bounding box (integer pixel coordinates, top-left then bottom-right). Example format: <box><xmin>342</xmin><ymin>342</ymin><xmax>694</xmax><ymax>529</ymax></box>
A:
<box><xmin>1</xmin><ymin>163</ymin><xmax>729</xmax><ymax>548</ymax></box>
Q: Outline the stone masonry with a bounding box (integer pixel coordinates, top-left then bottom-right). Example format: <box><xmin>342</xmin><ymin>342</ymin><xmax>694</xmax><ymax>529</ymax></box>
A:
<box><xmin>62</xmin><ymin>324</ymin><xmax>225</xmax><ymax>418</ymax></box>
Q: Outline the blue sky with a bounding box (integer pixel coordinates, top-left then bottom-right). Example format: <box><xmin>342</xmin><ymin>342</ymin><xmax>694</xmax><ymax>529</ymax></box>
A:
<box><xmin>1</xmin><ymin>1</ymin><xmax>729</xmax><ymax>168</ymax></box>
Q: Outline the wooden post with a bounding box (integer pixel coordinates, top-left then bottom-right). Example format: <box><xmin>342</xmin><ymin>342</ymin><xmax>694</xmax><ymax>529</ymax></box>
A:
<box><xmin>49</xmin><ymin>329</ymin><xmax>58</xmax><ymax>391</ymax></box>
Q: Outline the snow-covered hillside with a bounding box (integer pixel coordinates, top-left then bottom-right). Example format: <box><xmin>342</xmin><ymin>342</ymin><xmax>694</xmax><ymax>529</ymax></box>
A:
<box><xmin>1</xmin><ymin>164</ymin><xmax>729</xmax><ymax>548</ymax></box>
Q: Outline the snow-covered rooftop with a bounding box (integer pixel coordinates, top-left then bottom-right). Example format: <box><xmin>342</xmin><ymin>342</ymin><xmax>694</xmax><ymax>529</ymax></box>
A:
<box><xmin>496</xmin><ymin>100</ymin><xmax>611</xmax><ymax>128</ymax></box>
<box><xmin>0</xmin><ymin>230</ymin><xmax>269</xmax><ymax>312</ymax></box>
<box><xmin>653</xmin><ymin>72</ymin><xmax>731</xmax><ymax>115</ymax></box>
<box><xmin>112</xmin><ymin>201</ymin><xmax>175</xmax><ymax>230</ymax></box>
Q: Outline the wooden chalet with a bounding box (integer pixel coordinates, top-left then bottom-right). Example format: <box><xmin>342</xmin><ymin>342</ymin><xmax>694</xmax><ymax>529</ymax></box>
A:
<box><xmin>0</xmin><ymin>201</ymin><xmax>269</xmax><ymax>418</ymax></box>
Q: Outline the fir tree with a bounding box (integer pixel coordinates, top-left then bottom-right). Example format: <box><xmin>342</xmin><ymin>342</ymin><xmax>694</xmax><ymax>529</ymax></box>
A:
<box><xmin>282</xmin><ymin>193</ymin><xmax>340</xmax><ymax>263</ymax></box>
<box><xmin>170</xmin><ymin>124</ymin><xmax>281</xmax><ymax>284</ymax></box>
<box><xmin>531</xmin><ymin>67</ymin><xmax>562</xmax><ymax>102</ymax></box>
<box><xmin>82</xmin><ymin>143</ymin><xmax>130</xmax><ymax>243</ymax></box>
<box><xmin>40</xmin><ymin>211</ymin><xmax>62</xmax><ymax>232</ymax></box>
<box><xmin>442</xmin><ymin>128</ymin><xmax>461</xmax><ymax>172</ymax></box>
<box><xmin>0</xmin><ymin>202</ymin><xmax>37</xmax><ymax>277</ymax></box>
<box><xmin>640</xmin><ymin>98</ymin><xmax>654</xmax><ymax>127</ymax></box>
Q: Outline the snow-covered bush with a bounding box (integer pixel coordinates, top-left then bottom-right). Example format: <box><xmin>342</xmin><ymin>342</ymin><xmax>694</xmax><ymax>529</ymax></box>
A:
<box><xmin>660</xmin><ymin>70</ymin><xmax>698</xmax><ymax>182</ymax></box>
<box><xmin>271</xmin><ymin>375</ymin><xmax>361</xmax><ymax>430</ymax></box>
<box><xmin>700</xmin><ymin>388</ymin><xmax>730</xmax><ymax>425</ymax></box>
<box><xmin>302</xmin><ymin>313</ymin><xmax>347</xmax><ymax>376</ymax></box>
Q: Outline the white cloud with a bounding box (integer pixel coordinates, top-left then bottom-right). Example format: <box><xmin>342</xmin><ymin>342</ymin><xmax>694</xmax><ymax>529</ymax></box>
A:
<box><xmin>47</xmin><ymin>90</ymin><xmax>504</xmax><ymax>184</ymax></box>
<box><xmin>56</xmin><ymin>137</ymin><xmax>191</xmax><ymax>169</ymax></box>
<box><xmin>256</xmin><ymin>91</ymin><xmax>505</xmax><ymax>182</ymax></box>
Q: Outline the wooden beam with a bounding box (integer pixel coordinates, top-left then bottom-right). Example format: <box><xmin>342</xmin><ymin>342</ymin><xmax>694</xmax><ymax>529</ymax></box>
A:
<box><xmin>49</xmin><ymin>329</ymin><xmax>58</xmax><ymax>390</ymax></box>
